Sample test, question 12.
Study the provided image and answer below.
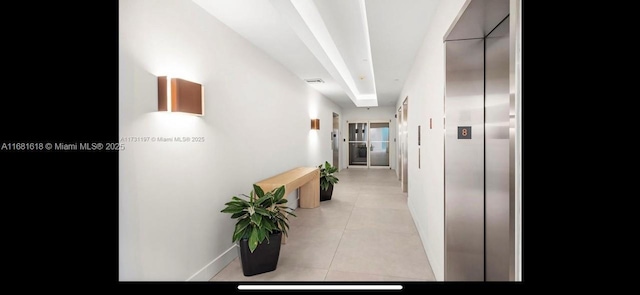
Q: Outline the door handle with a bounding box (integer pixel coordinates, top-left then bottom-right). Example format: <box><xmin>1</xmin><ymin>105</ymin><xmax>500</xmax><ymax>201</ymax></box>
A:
<box><xmin>370</xmin><ymin>145</ymin><xmax>374</xmax><ymax>151</ymax></box>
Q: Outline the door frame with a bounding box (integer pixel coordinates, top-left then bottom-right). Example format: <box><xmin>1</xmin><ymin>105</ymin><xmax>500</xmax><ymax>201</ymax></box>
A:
<box><xmin>368</xmin><ymin>120</ymin><xmax>391</xmax><ymax>169</ymax></box>
<box><xmin>347</xmin><ymin>120</ymin><xmax>369</xmax><ymax>169</ymax></box>
<box><xmin>346</xmin><ymin>120</ymin><xmax>391</xmax><ymax>169</ymax></box>
<box><xmin>332</xmin><ymin>112</ymin><xmax>340</xmax><ymax>171</ymax></box>
<box><xmin>401</xmin><ymin>97</ymin><xmax>408</xmax><ymax>192</ymax></box>
<box><xmin>396</xmin><ymin>107</ymin><xmax>402</xmax><ymax>179</ymax></box>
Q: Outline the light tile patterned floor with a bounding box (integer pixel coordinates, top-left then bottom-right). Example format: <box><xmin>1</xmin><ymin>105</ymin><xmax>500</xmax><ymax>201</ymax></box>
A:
<box><xmin>210</xmin><ymin>168</ymin><xmax>435</xmax><ymax>281</ymax></box>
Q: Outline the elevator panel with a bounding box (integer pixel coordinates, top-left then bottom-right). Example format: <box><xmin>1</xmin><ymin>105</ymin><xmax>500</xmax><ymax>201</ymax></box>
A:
<box><xmin>444</xmin><ymin>38</ymin><xmax>485</xmax><ymax>281</ymax></box>
<box><xmin>402</xmin><ymin>99</ymin><xmax>408</xmax><ymax>192</ymax></box>
<box><xmin>485</xmin><ymin>17</ymin><xmax>510</xmax><ymax>281</ymax></box>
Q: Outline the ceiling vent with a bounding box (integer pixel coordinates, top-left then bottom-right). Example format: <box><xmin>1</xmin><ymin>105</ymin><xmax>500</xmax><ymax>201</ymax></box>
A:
<box><xmin>304</xmin><ymin>78</ymin><xmax>325</xmax><ymax>84</ymax></box>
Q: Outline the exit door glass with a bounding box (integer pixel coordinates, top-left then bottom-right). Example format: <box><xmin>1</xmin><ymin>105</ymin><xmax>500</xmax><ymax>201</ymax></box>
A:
<box><xmin>348</xmin><ymin>123</ymin><xmax>367</xmax><ymax>166</ymax></box>
<box><xmin>369</xmin><ymin>122</ymin><xmax>390</xmax><ymax>166</ymax></box>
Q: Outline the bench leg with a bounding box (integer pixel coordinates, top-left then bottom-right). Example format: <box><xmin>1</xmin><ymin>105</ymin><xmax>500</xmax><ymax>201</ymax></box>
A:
<box><xmin>298</xmin><ymin>177</ymin><xmax>320</xmax><ymax>209</ymax></box>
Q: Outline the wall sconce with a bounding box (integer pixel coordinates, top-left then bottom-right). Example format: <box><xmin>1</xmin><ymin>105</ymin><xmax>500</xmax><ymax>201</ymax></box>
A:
<box><xmin>311</xmin><ymin>119</ymin><xmax>320</xmax><ymax>130</ymax></box>
<box><xmin>158</xmin><ymin>76</ymin><xmax>204</xmax><ymax>115</ymax></box>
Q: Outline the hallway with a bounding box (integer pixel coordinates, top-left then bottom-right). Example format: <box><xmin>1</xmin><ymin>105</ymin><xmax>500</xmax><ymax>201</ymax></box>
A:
<box><xmin>211</xmin><ymin>169</ymin><xmax>435</xmax><ymax>281</ymax></box>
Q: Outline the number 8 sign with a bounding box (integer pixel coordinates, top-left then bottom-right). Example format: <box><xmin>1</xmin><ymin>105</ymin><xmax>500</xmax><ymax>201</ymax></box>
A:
<box><xmin>458</xmin><ymin>126</ymin><xmax>471</xmax><ymax>139</ymax></box>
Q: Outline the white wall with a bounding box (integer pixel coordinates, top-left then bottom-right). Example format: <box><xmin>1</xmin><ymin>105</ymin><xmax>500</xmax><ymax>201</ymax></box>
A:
<box><xmin>395</xmin><ymin>0</ymin><xmax>468</xmax><ymax>281</ymax></box>
<box><xmin>340</xmin><ymin>106</ymin><xmax>396</xmax><ymax>170</ymax></box>
<box><xmin>119</xmin><ymin>0</ymin><xmax>341</xmax><ymax>281</ymax></box>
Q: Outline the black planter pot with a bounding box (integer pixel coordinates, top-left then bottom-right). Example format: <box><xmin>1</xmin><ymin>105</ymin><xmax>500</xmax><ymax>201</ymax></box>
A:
<box><xmin>238</xmin><ymin>231</ymin><xmax>282</xmax><ymax>276</ymax></box>
<box><xmin>320</xmin><ymin>183</ymin><xmax>334</xmax><ymax>201</ymax></box>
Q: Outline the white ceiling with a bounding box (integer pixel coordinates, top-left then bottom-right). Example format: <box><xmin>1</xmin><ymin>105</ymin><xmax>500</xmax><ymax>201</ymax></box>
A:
<box><xmin>193</xmin><ymin>0</ymin><xmax>441</xmax><ymax>108</ymax></box>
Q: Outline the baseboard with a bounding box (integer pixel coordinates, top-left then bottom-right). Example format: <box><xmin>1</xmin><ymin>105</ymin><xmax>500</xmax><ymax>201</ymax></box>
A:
<box><xmin>186</xmin><ymin>244</ymin><xmax>238</xmax><ymax>281</ymax></box>
<box><xmin>408</xmin><ymin>198</ymin><xmax>444</xmax><ymax>281</ymax></box>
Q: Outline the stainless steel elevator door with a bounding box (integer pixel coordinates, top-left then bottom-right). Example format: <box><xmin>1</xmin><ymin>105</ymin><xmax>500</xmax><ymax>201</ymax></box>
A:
<box><xmin>402</xmin><ymin>99</ymin><xmax>408</xmax><ymax>192</ymax></box>
<box><xmin>485</xmin><ymin>16</ymin><xmax>510</xmax><ymax>281</ymax></box>
<box><xmin>397</xmin><ymin>108</ymin><xmax>402</xmax><ymax>180</ymax></box>
<box><xmin>445</xmin><ymin>38</ymin><xmax>485</xmax><ymax>281</ymax></box>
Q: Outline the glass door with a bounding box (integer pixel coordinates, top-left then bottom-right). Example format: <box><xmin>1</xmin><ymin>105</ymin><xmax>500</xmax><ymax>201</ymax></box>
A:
<box><xmin>369</xmin><ymin>122</ymin><xmax>390</xmax><ymax>168</ymax></box>
<box><xmin>348</xmin><ymin>122</ymin><xmax>368</xmax><ymax>167</ymax></box>
<box><xmin>348</xmin><ymin>121</ymin><xmax>390</xmax><ymax>168</ymax></box>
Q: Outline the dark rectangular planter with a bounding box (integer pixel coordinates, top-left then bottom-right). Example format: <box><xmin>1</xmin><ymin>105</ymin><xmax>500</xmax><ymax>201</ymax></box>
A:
<box><xmin>320</xmin><ymin>183</ymin><xmax>334</xmax><ymax>201</ymax></box>
<box><xmin>238</xmin><ymin>231</ymin><xmax>282</xmax><ymax>276</ymax></box>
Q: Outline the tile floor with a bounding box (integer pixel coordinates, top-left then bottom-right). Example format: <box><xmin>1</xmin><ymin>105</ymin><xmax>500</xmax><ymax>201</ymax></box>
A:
<box><xmin>211</xmin><ymin>168</ymin><xmax>436</xmax><ymax>281</ymax></box>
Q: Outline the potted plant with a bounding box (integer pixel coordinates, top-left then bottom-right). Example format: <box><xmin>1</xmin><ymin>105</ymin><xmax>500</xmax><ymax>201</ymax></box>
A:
<box><xmin>318</xmin><ymin>161</ymin><xmax>339</xmax><ymax>201</ymax></box>
<box><xmin>220</xmin><ymin>184</ymin><xmax>296</xmax><ymax>276</ymax></box>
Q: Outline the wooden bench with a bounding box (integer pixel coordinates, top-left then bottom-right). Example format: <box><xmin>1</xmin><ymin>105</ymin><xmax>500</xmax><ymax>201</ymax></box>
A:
<box><xmin>255</xmin><ymin>167</ymin><xmax>320</xmax><ymax>209</ymax></box>
<box><xmin>255</xmin><ymin>167</ymin><xmax>320</xmax><ymax>243</ymax></box>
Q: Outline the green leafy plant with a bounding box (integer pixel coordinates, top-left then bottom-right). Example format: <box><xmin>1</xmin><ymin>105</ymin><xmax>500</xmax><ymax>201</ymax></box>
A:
<box><xmin>221</xmin><ymin>184</ymin><xmax>296</xmax><ymax>252</ymax></box>
<box><xmin>318</xmin><ymin>161</ymin><xmax>339</xmax><ymax>191</ymax></box>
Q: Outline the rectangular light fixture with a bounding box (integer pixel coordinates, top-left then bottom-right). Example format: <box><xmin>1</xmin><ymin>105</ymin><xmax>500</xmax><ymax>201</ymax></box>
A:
<box><xmin>158</xmin><ymin>76</ymin><xmax>204</xmax><ymax>115</ymax></box>
<box><xmin>311</xmin><ymin>119</ymin><xmax>320</xmax><ymax>130</ymax></box>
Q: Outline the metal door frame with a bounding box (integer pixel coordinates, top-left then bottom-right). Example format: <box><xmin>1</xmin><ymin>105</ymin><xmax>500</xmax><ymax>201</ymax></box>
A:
<box><xmin>401</xmin><ymin>97</ymin><xmax>408</xmax><ymax>192</ymax></box>
<box><xmin>396</xmin><ymin>107</ymin><xmax>402</xmax><ymax>180</ymax></box>
<box><xmin>332</xmin><ymin>112</ymin><xmax>340</xmax><ymax>171</ymax></box>
<box><xmin>346</xmin><ymin>120</ymin><xmax>391</xmax><ymax>169</ymax></box>
<box><xmin>368</xmin><ymin>120</ymin><xmax>391</xmax><ymax>169</ymax></box>
<box><xmin>347</xmin><ymin>121</ymin><xmax>369</xmax><ymax>169</ymax></box>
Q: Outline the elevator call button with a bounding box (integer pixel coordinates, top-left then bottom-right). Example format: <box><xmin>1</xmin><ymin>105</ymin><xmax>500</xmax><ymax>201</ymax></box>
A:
<box><xmin>458</xmin><ymin>126</ymin><xmax>471</xmax><ymax>139</ymax></box>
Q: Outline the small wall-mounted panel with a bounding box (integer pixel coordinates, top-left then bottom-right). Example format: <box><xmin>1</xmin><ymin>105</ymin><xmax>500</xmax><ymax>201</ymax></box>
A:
<box><xmin>157</xmin><ymin>76</ymin><xmax>204</xmax><ymax>115</ymax></box>
<box><xmin>311</xmin><ymin>119</ymin><xmax>320</xmax><ymax>130</ymax></box>
<box><xmin>172</xmin><ymin>78</ymin><xmax>203</xmax><ymax>115</ymax></box>
<box><xmin>158</xmin><ymin>76</ymin><xmax>168</xmax><ymax>112</ymax></box>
